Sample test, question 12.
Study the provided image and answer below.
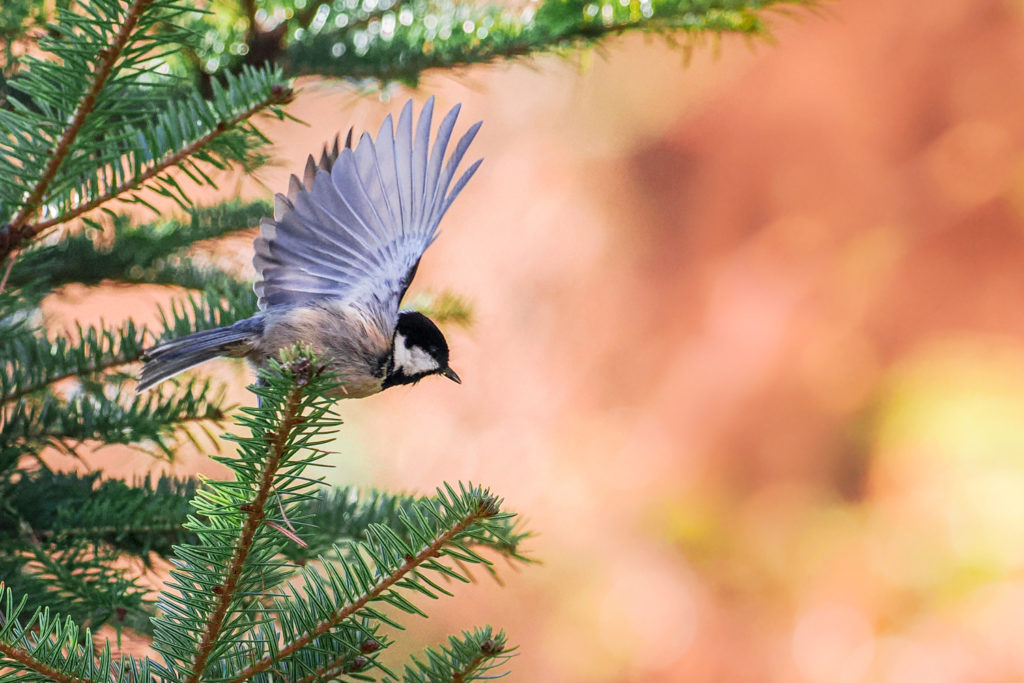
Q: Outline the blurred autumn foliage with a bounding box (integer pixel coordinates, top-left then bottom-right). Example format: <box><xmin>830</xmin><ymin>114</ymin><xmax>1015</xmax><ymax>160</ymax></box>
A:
<box><xmin>41</xmin><ymin>0</ymin><xmax>1024</xmax><ymax>679</ymax></box>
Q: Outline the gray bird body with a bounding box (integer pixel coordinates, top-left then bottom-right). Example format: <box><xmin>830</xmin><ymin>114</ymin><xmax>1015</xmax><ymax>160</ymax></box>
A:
<box><xmin>139</xmin><ymin>99</ymin><xmax>480</xmax><ymax>395</ymax></box>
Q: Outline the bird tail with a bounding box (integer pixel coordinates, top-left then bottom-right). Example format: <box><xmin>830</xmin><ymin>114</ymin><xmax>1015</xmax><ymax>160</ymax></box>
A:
<box><xmin>138</xmin><ymin>319</ymin><xmax>262</xmax><ymax>392</ymax></box>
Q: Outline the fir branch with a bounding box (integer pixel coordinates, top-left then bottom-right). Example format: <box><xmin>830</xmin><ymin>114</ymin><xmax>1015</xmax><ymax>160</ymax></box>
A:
<box><xmin>0</xmin><ymin>474</ymin><xmax>196</xmax><ymax>637</ymax></box>
<box><xmin>151</xmin><ymin>353</ymin><xmax>343</xmax><ymax>681</ymax></box>
<box><xmin>0</xmin><ymin>636</ymin><xmax>87</xmax><ymax>683</ymax></box>
<box><xmin>4</xmin><ymin>472</ymin><xmax>197</xmax><ymax>556</ymax></box>
<box><xmin>3</xmin><ymin>0</ymin><xmax>155</xmax><ymax>241</ymax></box>
<box><xmin>0</xmin><ymin>320</ymin><xmax>148</xmax><ymax>405</ymax></box>
<box><xmin>9</xmin><ymin>200</ymin><xmax>269</xmax><ymax>294</ymax></box>
<box><xmin>185</xmin><ymin>363</ymin><xmax>309</xmax><ymax>683</ymax></box>
<box><xmin>21</xmin><ymin>543</ymin><xmax>151</xmax><ymax>632</ymax></box>
<box><xmin>0</xmin><ymin>585</ymin><xmax>148</xmax><ymax>683</ymax></box>
<box><xmin>17</xmin><ymin>74</ymin><xmax>292</xmax><ymax>247</ymax></box>
<box><xmin>284</xmin><ymin>486</ymin><xmax>529</xmax><ymax>567</ymax></box>
<box><xmin>278</xmin><ymin>0</ymin><xmax>800</xmax><ymax>85</ymax></box>
<box><xmin>0</xmin><ymin>378</ymin><xmax>228</xmax><ymax>461</ymax></box>
<box><xmin>398</xmin><ymin>626</ymin><xmax>514</xmax><ymax>683</ymax></box>
<box><xmin>227</xmin><ymin>489</ymin><xmax>502</xmax><ymax>683</ymax></box>
<box><xmin>155</xmin><ymin>283</ymin><xmax>259</xmax><ymax>342</ymax></box>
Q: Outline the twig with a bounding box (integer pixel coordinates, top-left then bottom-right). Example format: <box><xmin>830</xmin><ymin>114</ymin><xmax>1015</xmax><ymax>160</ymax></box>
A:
<box><xmin>0</xmin><ymin>640</ymin><xmax>92</xmax><ymax>683</ymax></box>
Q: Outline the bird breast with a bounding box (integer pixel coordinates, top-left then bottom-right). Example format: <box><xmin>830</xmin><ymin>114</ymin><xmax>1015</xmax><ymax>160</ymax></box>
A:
<box><xmin>253</xmin><ymin>301</ymin><xmax>392</xmax><ymax>398</ymax></box>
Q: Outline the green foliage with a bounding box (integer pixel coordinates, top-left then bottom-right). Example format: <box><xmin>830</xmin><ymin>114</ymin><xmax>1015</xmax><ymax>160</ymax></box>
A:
<box><xmin>281</xmin><ymin>0</ymin><xmax>776</xmax><ymax>84</ymax></box>
<box><xmin>0</xmin><ymin>473</ymin><xmax>198</xmax><ymax>634</ymax></box>
<box><xmin>9</xmin><ymin>200</ymin><xmax>267</xmax><ymax>305</ymax></box>
<box><xmin>2</xmin><ymin>472</ymin><xmax>198</xmax><ymax>557</ymax></box>
<box><xmin>0</xmin><ymin>585</ymin><xmax>152</xmax><ymax>682</ymax></box>
<box><xmin>178</xmin><ymin>0</ymin><xmax>797</xmax><ymax>87</ymax></box>
<box><xmin>404</xmin><ymin>289</ymin><xmax>474</xmax><ymax>328</ymax></box>
<box><xmin>0</xmin><ymin>0</ymin><xmax>46</xmax><ymax>76</ymax></box>
<box><xmin>1</xmin><ymin>359</ymin><xmax>527</xmax><ymax>681</ymax></box>
<box><xmin>0</xmin><ymin>0</ymin><xmax>292</xmax><ymax>261</ymax></box>
<box><xmin>398</xmin><ymin>626</ymin><xmax>514</xmax><ymax>682</ymax></box>
<box><xmin>283</xmin><ymin>485</ymin><xmax>529</xmax><ymax>568</ymax></box>
<box><xmin>2</xmin><ymin>374</ymin><xmax>227</xmax><ymax>459</ymax></box>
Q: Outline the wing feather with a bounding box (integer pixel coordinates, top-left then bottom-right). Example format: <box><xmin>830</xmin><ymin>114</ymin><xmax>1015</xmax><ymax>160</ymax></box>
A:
<box><xmin>371</xmin><ymin>117</ymin><xmax>402</xmax><ymax>234</ymax></box>
<box><xmin>411</xmin><ymin>98</ymin><xmax>433</xmax><ymax>230</ymax></box>
<box><xmin>423</xmin><ymin>105</ymin><xmax>460</xmax><ymax>213</ymax></box>
<box><xmin>253</xmin><ymin>98</ymin><xmax>482</xmax><ymax>320</ymax></box>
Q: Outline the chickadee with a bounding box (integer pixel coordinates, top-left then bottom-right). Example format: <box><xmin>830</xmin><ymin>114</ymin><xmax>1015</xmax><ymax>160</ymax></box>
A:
<box><xmin>138</xmin><ymin>98</ymin><xmax>481</xmax><ymax>397</ymax></box>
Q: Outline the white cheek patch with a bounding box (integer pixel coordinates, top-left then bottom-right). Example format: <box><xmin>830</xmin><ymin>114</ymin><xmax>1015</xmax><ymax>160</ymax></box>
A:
<box><xmin>393</xmin><ymin>334</ymin><xmax>441</xmax><ymax>376</ymax></box>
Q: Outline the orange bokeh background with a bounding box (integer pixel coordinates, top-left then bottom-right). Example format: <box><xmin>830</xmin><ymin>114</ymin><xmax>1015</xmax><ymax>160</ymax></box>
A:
<box><xmin>43</xmin><ymin>0</ymin><xmax>1024</xmax><ymax>679</ymax></box>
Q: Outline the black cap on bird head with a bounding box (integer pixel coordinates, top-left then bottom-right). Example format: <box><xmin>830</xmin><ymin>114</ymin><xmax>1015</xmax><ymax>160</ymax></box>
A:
<box><xmin>383</xmin><ymin>311</ymin><xmax>461</xmax><ymax>389</ymax></box>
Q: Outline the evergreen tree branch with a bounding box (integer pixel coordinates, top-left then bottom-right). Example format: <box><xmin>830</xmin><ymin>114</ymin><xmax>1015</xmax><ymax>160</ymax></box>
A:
<box><xmin>0</xmin><ymin>637</ymin><xmax>88</xmax><ymax>683</ymax></box>
<box><xmin>4</xmin><ymin>472</ymin><xmax>197</xmax><ymax>557</ymax></box>
<box><xmin>0</xmin><ymin>584</ymin><xmax>148</xmax><ymax>683</ymax></box>
<box><xmin>1</xmin><ymin>321</ymin><xmax>147</xmax><ymax>405</ymax></box>
<box><xmin>278</xmin><ymin>0</ymin><xmax>800</xmax><ymax>85</ymax></box>
<box><xmin>0</xmin><ymin>378</ymin><xmax>228</xmax><ymax>461</ymax></box>
<box><xmin>3</xmin><ymin>0</ymin><xmax>155</xmax><ymax>244</ymax></box>
<box><xmin>184</xmin><ymin>366</ymin><xmax>309</xmax><ymax>683</ymax></box>
<box><xmin>151</xmin><ymin>352</ymin><xmax>344</xmax><ymax>681</ymax></box>
<box><xmin>18</xmin><ymin>80</ymin><xmax>291</xmax><ymax>248</ymax></box>
<box><xmin>397</xmin><ymin>626</ymin><xmax>514</xmax><ymax>683</ymax></box>
<box><xmin>9</xmin><ymin>200</ymin><xmax>268</xmax><ymax>294</ymax></box>
<box><xmin>21</xmin><ymin>543</ymin><xmax>151</xmax><ymax>632</ymax></box>
<box><xmin>284</xmin><ymin>486</ymin><xmax>529</xmax><ymax>567</ymax></box>
<box><xmin>276</xmin><ymin>632</ymin><xmax>384</xmax><ymax>683</ymax></box>
<box><xmin>0</xmin><ymin>474</ymin><xmax>197</xmax><ymax>636</ymax></box>
<box><xmin>227</xmin><ymin>492</ymin><xmax>501</xmax><ymax>683</ymax></box>
<box><xmin>155</xmin><ymin>284</ymin><xmax>258</xmax><ymax>341</ymax></box>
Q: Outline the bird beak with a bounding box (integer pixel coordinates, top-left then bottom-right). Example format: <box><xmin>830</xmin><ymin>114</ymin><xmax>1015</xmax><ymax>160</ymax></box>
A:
<box><xmin>441</xmin><ymin>367</ymin><xmax>461</xmax><ymax>384</ymax></box>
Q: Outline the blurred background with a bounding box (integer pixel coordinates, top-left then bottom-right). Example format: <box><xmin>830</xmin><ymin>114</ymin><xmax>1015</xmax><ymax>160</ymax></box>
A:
<box><xmin>46</xmin><ymin>0</ymin><xmax>1024</xmax><ymax>679</ymax></box>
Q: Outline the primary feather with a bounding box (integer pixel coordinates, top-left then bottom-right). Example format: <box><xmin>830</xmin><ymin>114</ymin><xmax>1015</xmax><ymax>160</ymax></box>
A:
<box><xmin>253</xmin><ymin>98</ymin><xmax>482</xmax><ymax>328</ymax></box>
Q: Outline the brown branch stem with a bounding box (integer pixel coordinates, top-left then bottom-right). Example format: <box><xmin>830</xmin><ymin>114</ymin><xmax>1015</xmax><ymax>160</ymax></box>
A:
<box><xmin>452</xmin><ymin>651</ymin><xmax>492</xmax><ymax>683</ymax></box>
<box><xmin>1</xmin><ymin>0</ymin><xmax>155</xmax><ymax>261</ymax></box>
<box><xmin>0</xmin><ymin>640</ymin><xmax>92</xmax><ymax>683</ymax></box>
<box><xmin>22</xmin><ymin>91</ymin><xmax>286</xmax><ymax>240</ymax></box>
<box><xmin>2</xmin><ymin>351</ymin><xmax>142</xmax><ymax>405</ymax></box>
<box><xmin>225</xmin><ymin>507</ymin><xmax>490</xmax><ymax>683</ymax></box>
<box><xmin>185</xmin><ymin>380</ymin><xmax>306</xmax><ymax>683</ymax></box>
<box><xmin>292</xmin><ymin>658</ymin><xmax>358</xmax><ymax>683</ymax></box>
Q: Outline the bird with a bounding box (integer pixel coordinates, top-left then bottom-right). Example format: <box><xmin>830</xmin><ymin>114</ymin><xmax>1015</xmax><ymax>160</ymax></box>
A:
<box><xmin>138</xmin><ymin>98</ymin><xmax>481</xmax><ymax>397</ymax></box>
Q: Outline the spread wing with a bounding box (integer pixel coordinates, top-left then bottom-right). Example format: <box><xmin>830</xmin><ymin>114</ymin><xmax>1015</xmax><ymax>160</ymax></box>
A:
<box><xmin>253</xmin><ymin>98</ymin><xmax>482</xmax><ymax>327</ymax></box>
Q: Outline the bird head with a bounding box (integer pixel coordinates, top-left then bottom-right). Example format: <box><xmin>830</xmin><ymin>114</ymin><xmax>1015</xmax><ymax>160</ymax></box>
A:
<box><xmin>383</xmin><ymin>311</ymin><xmax>461</xmax><ymax>389</ymax></box>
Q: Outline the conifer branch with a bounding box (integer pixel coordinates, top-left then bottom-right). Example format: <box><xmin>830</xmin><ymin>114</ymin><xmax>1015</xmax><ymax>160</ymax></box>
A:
<box><xmin>0</xmin><ymin>377</ymin><xmax>227</xmax><ymax>461</ymax></box>
<box><xmin>0</xmin><ymin>320</ymin><xmax>147</xmax><ymax>405</ymax></box>
<box><xmin>226</xmin><ymin>500</ymin><xmax>496</xmax><ymax>683</ymax></box>
<box><xmin>292</xmin><ymin>650</ymin><xmax>374</xmax><ymax>683</ymax></box>
<box><xmin>20</xmin><ymin>87</ymin><xmax>290</xmax><ymax>245</ymax></box>
<box><xmin>185</xmin><ymin>374</ymin><xmax>307</xmax><ymax>683</ymax></box>
<box><xmin>284</xmin><ymin>486</ymin><xmax>529</xmax><ymax>567</ymax></box>
<box><xmin>452</xmin><ymin>650</ymin><xmax>491</xmax><ymax>682</ymax></box>
<box><xmin>0</xmin><ymin>584</ymin><xmax>147</xmax><ymax>682</ymax></box>
<box><xmin>278</xmin><ymin>0</ymin><xmax>795</xmax><ymax>85</ymax></box>
<box><xmin>0</xmin><ymin>638</ymin><xmax>88</xmax><ymax>683</ymax></box>
<box><xmin>2</xmin><ymin>351</ymin><xmax>139</xmax><ymax>405</ymax></box>
<box><xmin>399</xmin><ymin>627</ymin><xmax>514</xmax><ymax>683</ymax></box>
<box><xmin>3</xmin><ymin>0</ymin><xmax>154</xmax><ymax>245</ymax></box>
